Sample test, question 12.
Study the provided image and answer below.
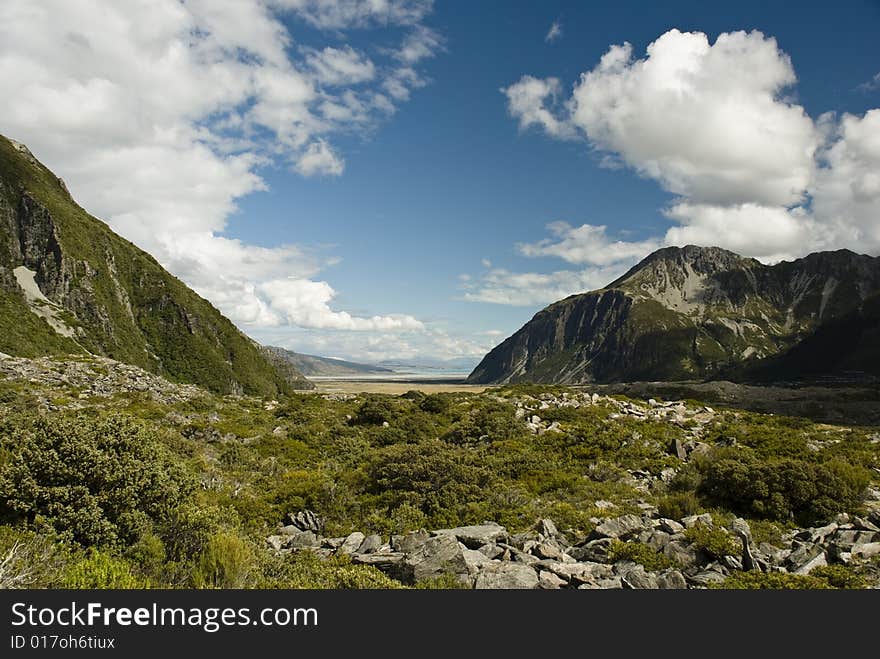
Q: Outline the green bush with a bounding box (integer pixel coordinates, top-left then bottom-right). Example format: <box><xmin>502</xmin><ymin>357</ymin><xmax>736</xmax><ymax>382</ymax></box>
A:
<box><xmin>658</xmin><ymin>491</ymin><xmax>702</xmax><ymax>520</ymax></box>
<box><xmin>0</xmin><ymin>413</ymin><xmax>192</xmax><ymax>547</ymax></box>
<box><xmin>259</xmin><ymin>550</ymin><xmax>404</xmax><ymax>589</ymax></box>
<box><xmin>60</xmin><ymin>549</ymin><xmax>150</xmax><ymax>589</ymax></box>
<box><xmin>683</xmin><ymin>525</ymin><xmax>739</xmax><ymax>559</ymax></box>
<box><xmin>420</xmin><ymin>394</ymin><xmax>452</xmax><ymax>414</ymax></box>
<box><xmin>354</xmin><ymin>395</ymin><xmax>399</xmax><ymax>425</ymax></box>
<box><xmin>697</xmin><ymin>450</ymin><xmax>869</xmax><ymax>525</ymax></box>
<box><xmin>192</xmin><ymin>531</ymin><xmax>255</xmax><ymax>588</ymax></box>
<box><xmin>810</xmin><ymin>565</ymin><xmax>868</xmax><ymax>589</ymax></box>
<box><xmin>714</xmin><ymin>571</ymin><xmax>831</xmax><ymax>590</ymax></box>
<box><xmin>606</xmin><ymin>540</ymin><xmax>675</xmax><ymax>571</ymax></box>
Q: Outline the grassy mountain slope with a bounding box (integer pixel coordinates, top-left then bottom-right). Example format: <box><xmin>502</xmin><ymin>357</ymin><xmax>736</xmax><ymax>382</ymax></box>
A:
<box><xmin>0</xmin><ymin>135</ymin><xmax>310</xmax><ymax>394</ymax></box>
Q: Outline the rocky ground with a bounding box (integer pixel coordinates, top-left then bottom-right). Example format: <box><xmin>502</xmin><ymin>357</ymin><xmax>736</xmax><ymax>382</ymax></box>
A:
<box><xmin>268</xmin><ymin>508</ymin><xmax>880</xmax><ymax>589</ymax></box>
<box><xmin>0</xmin><ymin>354</ymin><xmax>203</xmax><ymax>406</ymax></box>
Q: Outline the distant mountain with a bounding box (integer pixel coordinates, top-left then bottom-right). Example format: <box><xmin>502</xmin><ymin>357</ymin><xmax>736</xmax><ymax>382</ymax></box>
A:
<box><xmin>467</xmin><ymin>245</ymin><xmax>880</xmax><ymax>385</ymax></box>
<box><xmin>264</xmin><ymin>346</ymin><xmax>393</xmax><ymax>377</ymax></box>
<box><xmin>376</xmin><ymin>357</ymin><xmax>480</xmax><ymax>372</ymax></box>
<box><xmin>0</xmin><ymin>135</ymin><xmax>311</xmax><ymax>394</ymax></box>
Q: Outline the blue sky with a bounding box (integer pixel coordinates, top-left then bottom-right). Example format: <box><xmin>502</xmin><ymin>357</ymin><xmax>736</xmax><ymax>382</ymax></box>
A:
<box><xmin>2</xmin><ymin>1</ymin><xmax>879</xmax><ymax>364</ymax></box>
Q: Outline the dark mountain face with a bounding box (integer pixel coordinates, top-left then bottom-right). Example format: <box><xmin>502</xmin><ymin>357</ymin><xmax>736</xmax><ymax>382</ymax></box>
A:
<box><xmin>0</xmin><ymin>135</ymin><xmax>311</xmax><ymax>394</ymax></box>
<box><xmin>467</xmin><ymin>245</ymin><xmax>880</xmax><ymax>385</ymax></box>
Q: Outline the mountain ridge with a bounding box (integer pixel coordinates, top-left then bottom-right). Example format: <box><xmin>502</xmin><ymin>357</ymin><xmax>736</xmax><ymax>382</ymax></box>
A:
<box><xmin>467</xmin><ymin>245</ymin><xmax>880</xmax><ymax>385</ymax></box>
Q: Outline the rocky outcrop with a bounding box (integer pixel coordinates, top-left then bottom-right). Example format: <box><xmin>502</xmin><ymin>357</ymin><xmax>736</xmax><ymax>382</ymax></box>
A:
<box><xmin>0</xmin><ymin>135</ymin><xmax>308</xmax><ymax>395</ymax></box>
<box><xmin>267</xmin><ymin>509</ymin><xmax>880</xmax><ymax>589</ymax></box>
<box><xmin>468</xmin><ymin>245</ymin><xmax>880</xmax><ymax>385</ymax></box>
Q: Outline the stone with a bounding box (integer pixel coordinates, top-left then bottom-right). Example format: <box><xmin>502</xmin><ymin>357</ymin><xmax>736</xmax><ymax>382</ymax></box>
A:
<box><xmin>568</xmin><ymin>538</ymin><xmax>614</xmax><ymax>563</ymax></box>
<box><xmin>279</xmin><ymin>524</ymin><xmax>303</xmax><ymax>536</ymax></box>
<box><xmin>669</xmin><ymin>437</ymin><xmax>688</xmax><ymax>460</ymax></box>
<box><xmin>537</xmin><ymin>518</ymin><xmax>559</xmax><ymax>538</ymax></box>
<box><xmin>643</xmin><ymin>531</ymin><xmax>672</xmax><ymax>552</ymax></box>
<box><xmin>592</xmin><ymin>514</ymin><xmax>646</xmax><ymax>540</ymax></box>
<box><xmin>350</xmin><ymin>552</ymin><xmax>406</xmax><ymax>574</ymax></box>
<box><xmin>659</xmin><ymin>518</ymin><xmax>685</xmax><ymax>534</ymax></box>
<box><xmin>594</xmin><ymin>500</ymin><xmax>617</xmax><ymax>510</ymax></box>
<box><xmin>549</xmin><ymin>561</ymin><xmax>613</xmax><ymax>584</ymax></box>
<box><xmin>322</xmin><ymin>537</ymin><xmax>346</xmax><ymax>549</ymax></box>
<box><xmin>792</xmin><ymin>551</ymin><xmax>827</xmax><ymax>575</ymax></box>
<box><xmin>287</xmin><ymin>531</ymin><xmax>319</xmax><ymax>549</ymax></box>
<box><xmin>579</xmin><ymin>577</ymin><xmax>623</xmax><ymax>589</ymax></box>
<box><xmin>687</xmin><ymin>568</ymin><xmax>727</xmax><ymax>587</ymax></box>
<box><xmin>831</xmin><ymin>530</ymin><xmax>878</xmax><ymax>549</ymax></box>
<box><xmin>663</xmin><ymin>540</ymin><xmax>699</xmax><ymax>569</ymax></box>
<box><xmin>433</xmin><ymin>523</ymin><xmax>507</xmax><ymax>549</ymax></box>
<box><xmin>473</xmin><ymin>562</ymin><xmax>539</xmax><ymax>589</ymax></box>
<box><xmin>287</xmin><ymin>509</ymin><xmax>325</xmax><ymax>535</ymax></box>
<box><xmin>656</xmin><ymin>569</ymin><xmax>687</xmax><ymax>589</ymax></box>
<box><xmin>393</xmin><ymin>530</ymin><xmax>430</xmax><ymax>554</ymax></box>
<box><xmin>534</xmin><ymin>540</ymin><xmax>565</xmax><ymax>561</ymax></box>
<box><xmin>338</xmin><ymin>532</ymin><xmax>366</xmax><ymax>555</ymax></box>
<box><xmin>615</xmin><ymin>562</ymin><xmax>659</xmax><ymax>589</ymax></box>
<box><xmin>851</xmin><ymin>543</ymin><xmax>880</xmax><ymax>560</ymax></box>
<box><xmin>538</xmin><ymin>570</ymin><xmax>567</xmax><ymax>590</ymax></box>
<box><xmin>356</xmin><ymin>534</ymin><xmax>383</xmax><ymax>554</ymax></box>
<box><xmin>266</xmin><ymin>535</ymin><xmax>287</xmax><ymax>551</ymax></box>
<box><xmin>403</xmin><ymin>535</ymin><xmax>469</xmax><ymax>584</ymax></box>
<box><xmin>853</xmin><ymin>517</ymin><xmax>880</xmax><ymax>533</ymax></box>
<box><xmin>681</xmin><ymin>513</ymin><xmax>713</xmax><ymax>529</ymax></box>
<box><xmin>462</xmin><ymin>549</ymin><xmax>492</xmax><ymax>575</ymax></box>
<box><xmin>478</xmin><ymin>543</ymin><xmax>504</xmax><ymax>560</ymax></box>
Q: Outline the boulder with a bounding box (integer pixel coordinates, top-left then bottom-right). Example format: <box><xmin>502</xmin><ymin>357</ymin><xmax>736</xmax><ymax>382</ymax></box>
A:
<box><xmin>474</xmin><ymin>562</ymin><xmax>539</xmax><ymax>589</ymax></box>
<box><xmin>851</xmin><ymin>543</ymin><xmax>880</xmax><ymax>560</ymax></box>
<box><xmin>643</xmin><ymin>531</ymin><xmax>672</xmax><ymax>552</ymax></box>
<box><xmin>338</xmin><ymin>532</ymin><xmax>366</xmax><ymax>555</ymax></box>
<box><xmin>656</xmin><ymin>569</ymin><xmax>687</xmax><ymax>589</ymax></box>
<box><xmin>663</xmin><ymin>540</ymin><xmax>698</xmax><ymax>569</ymax></box>
<box><xmin>462</xmin><ymin>548</ymin><xmax>492</xmax><ymax>575</ymax></box>
<box><xmin>592</xmin><ymin>514</ymin><xmax>646</xmax><ymax>540</ymax></box>
<box><xmin>534</xmin><ymin>540</ymin><xmax>565</xmax><ymax>561</ymax></box>
<box><xmin>433</xmin><ymin>523</ymin><xmax>508</xmax><ymax>549</ymax></box>
<box><xmin>669</xmin><ymin>437</ymin><xmax>688</xmax><ymax>461</ymax></box>
<box><xmin>681</xmin><ymin>513</ymin><xmax>713</xmax><ymax>529</ymax></box>
<box><xmin>287</xmin><ymin>510</ymin><xmax>325</xmax><ymax>535</ymax></box>
<box><xmin>788</xmin><ymin>543</ymin><xmax>827</xmax><ymax>575</ymax></box>
<box><xmin>288</xmin><ymin>531</ymin><xmax>319</xmax><ymax>549</ymax></box>
<box><xmin>266</xmin><ymin>535</ymin><xmax>287</xmax><ymax>552</ymax></box>
<box><xmin>536</xmin><ymin>518</ymin><xmax>559</xmax><ymax>538</ymax></box>
<box><xmin>350</xmin><ymin>552</ymin><xmax>406</xmax><ymax>575</ymax></box>
<box><xmin>852</xmin><ymin>517</ymin><xmax>880</xmax><ymax>533</ymax></box>
<box><xmin>831</xmin><ymin>530</ymin><xmax>877</xmax><ymax>549</ymax></box>
<box><xmin>687</xmin><ymin>567</ymin><xmax>727</xmax><ymax>587</ymax></box>
<box><xmin>615</xmin><ymin>562</ymin><xmax>659</xmax><ymax>589</ymax></box>
<box><xmin>568</xmin><ymin>538</ymin><xmax>614</xmax><ymax>563</ymax></box>
<box><xmin>659</xmin><ymin>518</ymin><xmax>685</xmax><ymax>535</ymax></box>
<box><xmin>392</xmin><ymin>530</ymin><xmax>429</xmax><ymax>554</ymax></box>
<box><xmin>579</xmin><ymin>577</ymin><xmax>623</xmax><ymax>589</ymax></box>
<box><xmin>356</xmin><ymin>534</ymin><xmax>383</xmax><ymax>554</ymax></box>
<box><xmin>403</xmin><ymin>535</ymin><xmax>469</xmax><ymax>584</ymax></box>
<box><xmin>538</xmin><ymin>570</ymin><xmax>567</xmax><ymax>590</ymax></box>
<box><xmin>478</xmin><ymin>543</ymin><xmax>505</xmax><ymax>560</ymax></box>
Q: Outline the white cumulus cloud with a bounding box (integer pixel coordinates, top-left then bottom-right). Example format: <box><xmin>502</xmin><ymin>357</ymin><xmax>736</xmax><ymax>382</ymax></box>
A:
<box><xmin>0</xmin><ymin>0</ymin><xmax>443</xmax><ymax>336</ymax></box>
<box><xmin>492</xmin><ymin>27</ymin><xmax>880</xmax><ymax>295</ymax></box>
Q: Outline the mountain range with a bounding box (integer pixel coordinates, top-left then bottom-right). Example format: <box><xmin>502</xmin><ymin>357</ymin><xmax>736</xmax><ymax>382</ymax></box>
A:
<box><xmin>0</xmin><ymin>135</ymin><xmax>311</xmax><ymax>394</ymax></box>
<box><xmin>263</xmin><ymin>346</ymin><xmax>393</xmax><ymax>377</ymax></box>
<box><xmin>468</xmin><ymin>245</ymin><xmax>880</xmax><ymax>385</ymax></box>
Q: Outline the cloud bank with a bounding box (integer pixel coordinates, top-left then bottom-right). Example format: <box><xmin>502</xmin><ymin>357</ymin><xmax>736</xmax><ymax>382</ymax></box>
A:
<box><xmin>0</xmin><ymin>0</ymin><xmax>441</xmax><ymax>334</ymax></box>
<box><xmin>476</xmin><ymin>29</ymin><xmax>880</xmax><ymax>306</ymax></box>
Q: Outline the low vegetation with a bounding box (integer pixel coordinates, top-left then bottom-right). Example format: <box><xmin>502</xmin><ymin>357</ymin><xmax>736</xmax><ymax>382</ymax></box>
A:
<box><xmin>0</xmin><ymin>369</ymin><xmax>878</xmax><ymax>588</ymax></box>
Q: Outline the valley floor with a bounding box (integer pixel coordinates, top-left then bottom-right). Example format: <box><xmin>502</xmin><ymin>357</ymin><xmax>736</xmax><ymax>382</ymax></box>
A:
<box><xmin>0</xmin><ymin>354</ymin><xmax>878</xmax><ymax>589</ymax></box>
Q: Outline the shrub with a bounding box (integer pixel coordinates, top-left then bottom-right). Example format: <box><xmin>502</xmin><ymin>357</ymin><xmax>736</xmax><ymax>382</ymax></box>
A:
<box><xmin>683</xmin><ymin>525</ymin><xmax>739</xmax><ymax>559</ymax></box>
<box><xmin>0</xmin><ymin>413</ymin><xmax>192</xmax><ymax>547</ymax></box>
<box><xmin>354</xmin><ymin>396</ymin><xmax>398</xmax><ymax>425</ymax></box>
<box><xmin>259</xmin><ymin>550</ymin><xmax>404</xmax><ymax>589</ymax></box>
<box><xmin>60</xmin><ymin>549</ymin><xmax>149</xmax><ymax>589</ymax></box>
<box><xmin>419</xmin><ymin>394</ymin><xmax>451</xmax><ymax>415</ymax></box>
<box><xmin>714</xmin><ymin>571</ymin><xmax>831</xmax><ymax>590</ymax></box>
<box><xmin>697</xmin><ymin>450</ymin><xmax>869</xmax><ymax>525</ymax></box>
<box><xmin>810</xmin><ymin>565</ymin><xmax>868</xmax><ymax>589</ymax></box>
<box><xmin>606</xmin><ymin>540</ymin><xmax>675</xmax><ymax>571</ymax></box>
<box><xmin>193</xmin><ymin>532</ymin><xmax>254</xmax><ymax>588</ymax></box>
<box><xmin>658</xmin><ymin>491</ymin><xmax>702</xmax><ymax>520</ymax></box>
